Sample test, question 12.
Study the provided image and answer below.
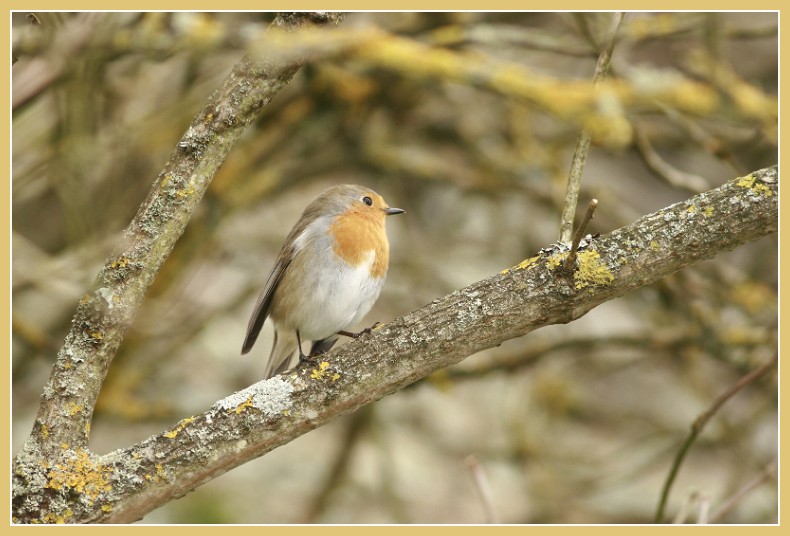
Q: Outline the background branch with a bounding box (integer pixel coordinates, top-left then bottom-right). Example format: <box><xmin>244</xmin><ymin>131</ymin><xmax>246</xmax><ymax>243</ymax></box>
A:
<box><xmin>465</xmin><ymin>454</ymin><xmax>501</xmax><ymax>524</ymax></box>
<box><xmin>654</xmin><ymin>351</ymin><xmax>778</xmax><ymax>523</ymax></box>
<box><xmin>709</xmin><ymin>460</ymin><xmax>777</xmax><ymax>523</ymax></box>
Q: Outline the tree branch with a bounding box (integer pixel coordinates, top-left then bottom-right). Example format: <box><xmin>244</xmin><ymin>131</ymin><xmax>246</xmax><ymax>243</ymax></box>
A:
<box><xmin>13</xmin><ymin>163</ymin><xmax>776</xmax><ymax>523</ymax></box>
<box><xmin>654</xmin><ymin>351</ymin><xmax>778</xmax><ymax>523</ymax></box>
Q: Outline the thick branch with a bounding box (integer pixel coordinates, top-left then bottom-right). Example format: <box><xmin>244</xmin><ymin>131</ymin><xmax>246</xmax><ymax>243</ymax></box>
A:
<box><xmin>26</xmin><ymin>165</ymin><xmax>773</xmax><ymax>524</ymax></box>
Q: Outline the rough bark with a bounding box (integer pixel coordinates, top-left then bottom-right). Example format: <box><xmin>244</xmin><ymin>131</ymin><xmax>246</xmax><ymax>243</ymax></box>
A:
<box><xmin>12</xmin><ymin>164</ymin><xmax>777</xmax><ymax>523</ymax></box>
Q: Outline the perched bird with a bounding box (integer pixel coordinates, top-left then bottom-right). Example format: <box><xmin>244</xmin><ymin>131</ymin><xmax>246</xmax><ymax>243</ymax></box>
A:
<box><xmin>242</xmin><ymin>184</ymin><xmax>404</xmax><ymax>378</ymax></box>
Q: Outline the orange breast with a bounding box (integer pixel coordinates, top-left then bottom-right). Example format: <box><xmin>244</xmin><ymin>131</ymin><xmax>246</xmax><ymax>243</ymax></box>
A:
<box><xmin>328</xmin><ymin>208</ymin><xmax>389</xmax><ymax>279</ymax></box>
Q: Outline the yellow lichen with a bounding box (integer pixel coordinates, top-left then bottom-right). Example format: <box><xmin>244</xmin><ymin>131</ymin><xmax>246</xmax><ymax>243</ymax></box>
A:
<box><xmin>144</xmin><ymin>463</ymin><xmax>167</xmax><ymax>483</ymax></box>
<box><xmin>736</xmin><ymin>174</ymin><xmax>773</xmax><ymax>197</ymax></box>
<box><xmin>574</xmin><ymin>250</ymin><xmax>614</xmax><ymax>289</ymax></box>
<box><xmin>175</xmin><ymin>185</ymin><xmax>196</xmax><ymax>198</ymax></box>
<box><xmin>752</xmin><ymin>183</ymin><xmax>771</xmax><ymax>196</ymax></box>
<box><xmin>67</xmin><ymin>402</ymin><xmax>83</xmax><ymax>416</ymax></box>
<box><xmin>110</xmin><ymin>256</ymin><xmax>130</xmax><ymax>269</ymax></box>
<box><xmin>46</xmin><ymin>449</ymin><xmax>112</xmax><ymax>504</ymax></box>
<box><xmin>42</xmin><ymin>510</ymin><xmax>74</xmax><ymax>524</ymax></box>
<box><xmin>231</xmin><ymin>397</ymin><xmax>254</xmax><ymax>414</ymax></box>
<box><xmin>546</xmin><ymin>251</ymin><xmax>566</xmax><ymax>270</ymax></box>
<box><xmin>163</xmin><ymin>416</ymin><xmax>196</xmax><ymax>439</ymax></box>
<box><xmin>736</xmin><ymin>174</ymin><xmax>755</xmax><ymax>188</ymax></box>
<box><xmin>502</xmin><ymin>255</ymin><xmax>539</xmax><ymax>274</ymax></box>
<box><xmin>311</xmin><ymin>361</ymin><xmax>331</xmax><ymax>380</ymax></box>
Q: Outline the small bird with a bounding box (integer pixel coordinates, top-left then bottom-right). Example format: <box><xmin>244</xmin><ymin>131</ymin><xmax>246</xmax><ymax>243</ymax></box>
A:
<box><xmin>242</xmin><ymin>184</ymin><xmax>404</xmax><ymax>378</ymax></box>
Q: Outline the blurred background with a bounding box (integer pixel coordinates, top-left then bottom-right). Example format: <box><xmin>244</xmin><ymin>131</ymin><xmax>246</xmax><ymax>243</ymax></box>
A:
<box><xmin>12</xmin><ymin>12</ymin><xmax>777</xmax><ymax>524</ymax></box>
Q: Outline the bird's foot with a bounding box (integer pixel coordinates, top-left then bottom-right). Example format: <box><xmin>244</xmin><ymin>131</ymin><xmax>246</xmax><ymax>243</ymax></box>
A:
<box><xmin>338</xmin><ymin>322</ymin><xmax>382</xmax><ymax>339</ymax></box>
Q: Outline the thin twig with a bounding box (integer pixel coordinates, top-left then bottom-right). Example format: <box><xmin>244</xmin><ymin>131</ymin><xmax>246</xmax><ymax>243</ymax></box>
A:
<box><xmin>672</xmin><ymin>490</ymin><xmax>699</xmax><ymax>524</ymax></box>
<box><xmin>654</xmin><ymin>354</ymin><xmax>778</xmax><ymax>523</ymax></box>
<box><xmin>709</xmin><ymin>460</ymin><xmax>777</xmax><ymax>523</ymax></box>
<box><xmin>656</xmin><ymin>102</ymin><xmax>746</xmax><ymax>175</ymax></box>
<box><xmin>696</xmin><ymin>494</ymin><xmax>711</xmax><ymax>524</ymax></box>
<box><xmin>634</xmin><ymin>125</ymin><xmax>711</xmax><ymax>193</ymax></box>
<box><xmin>562</xmin><ymin>198</ymin><xmax>598</xmax><ymax>272</ymax></box>
<box><xmin>558</xmin><ymin>12</ymin><xmax>624</xmax><ymax>244</ymax></box>
<box><xmin>465</xmin><ymin>455</ymin><xmax>500</xmax><ymax>524</ymax></box>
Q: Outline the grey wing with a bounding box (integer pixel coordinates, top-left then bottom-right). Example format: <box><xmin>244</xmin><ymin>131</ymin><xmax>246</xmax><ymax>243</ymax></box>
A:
<box><xmin>241</xmin><ymin>252</ymin><xmax>292</xmax><ymax>354</ymax></box>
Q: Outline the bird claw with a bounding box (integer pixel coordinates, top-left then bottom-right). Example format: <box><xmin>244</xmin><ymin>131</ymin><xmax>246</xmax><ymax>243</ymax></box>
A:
<box><xmin>338</xmin><ymin>322</ymin><xmax>381</xmax><ymax>339</ymax></box>
<box><xmin>299</xmin><ymin>351</ymin><xmax>320</xmax><ymax>365</ymax></box>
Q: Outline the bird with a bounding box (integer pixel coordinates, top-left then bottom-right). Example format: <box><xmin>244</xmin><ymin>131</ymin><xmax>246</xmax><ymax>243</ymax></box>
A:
<box><xmin>241</xmin><ymin>184</ymin><xmax>404</xmax><ymax>379</ymax></box>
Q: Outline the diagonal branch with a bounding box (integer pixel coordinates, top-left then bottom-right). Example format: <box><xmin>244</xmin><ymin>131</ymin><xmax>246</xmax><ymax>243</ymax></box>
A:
<box><xmin>654</xmin><ymin>352</ymin><xmax>778</xmax><ymax>523</ymax></box>
<box><xmin>15</xmin><ymin>164</ymin><xmax>772</xmax><ymax>524</ymax></box>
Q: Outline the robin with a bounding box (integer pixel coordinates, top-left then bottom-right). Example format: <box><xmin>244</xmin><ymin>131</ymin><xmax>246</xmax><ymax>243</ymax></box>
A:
<box><xmin>242</xmin><ymin>184</ymin><xmax>404</xmax><ymax>378</ymax></box>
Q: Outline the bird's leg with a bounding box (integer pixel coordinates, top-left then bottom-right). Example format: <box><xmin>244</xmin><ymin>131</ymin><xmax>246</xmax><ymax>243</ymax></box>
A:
<box><xmin>297</xmin><ymin>330</ymin><xmax>317</xmax><ymax>364</ymax></box>
<box><xmin>338</xmin><ymin>321</ymin><xmax>382</xmax><ymax>339</ymax></box>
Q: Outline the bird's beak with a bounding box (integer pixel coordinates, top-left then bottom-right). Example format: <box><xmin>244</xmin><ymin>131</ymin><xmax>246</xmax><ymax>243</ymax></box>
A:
<box><xmin>384</xmin><ymin>207</ymin><xmax>405</xmax><ymax>216</ymax></box>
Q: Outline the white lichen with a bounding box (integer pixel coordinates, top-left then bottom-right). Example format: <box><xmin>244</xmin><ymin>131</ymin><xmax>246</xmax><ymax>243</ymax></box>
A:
<box><xmin>213</xmin><ymin>377</ymin><xmax>295</xmax><ymax>417</ymax></box>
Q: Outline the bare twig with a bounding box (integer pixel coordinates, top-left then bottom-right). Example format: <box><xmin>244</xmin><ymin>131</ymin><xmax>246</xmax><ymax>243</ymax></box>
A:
<box><xmin>465</xmin><ymin>455</ymin><xmax>500</xmax><ymax>524</ymax></box>
<box><xmin>709</xmin><ymin>460</ymin><xmax>777</xmax><ymax>523</ymax></box>
<box><xmin>672</xmin><ymin>490</ymin><xmax>700</xmax><ymax>524</ymax></box>
<box><xmin>654</xmin><ymin>353</ymin><xmax>778</xmax><ymax>523</ymax></box>
<box><xmin>653</xmin><ymin>103</ymin><xmax>746</xmax><ymax>176</ymax></box>
<box><xmin>634</xmin><ymin>125</ymin><xmax>711</xmax><ymax>193</ymax></box>
<box><xmin>562</xmin><ymin>198</ymin><xmax>598</xmax><ymax>272</ymax></box>
<box><xmin>558</xmin><ymin>12</ymin><xmax>624</xmax><ymax>244</ymax></box>
<box><xmin>696</xmin><ymin>494</ymin><xmax>711</xmax><ymax>524</ymax></box>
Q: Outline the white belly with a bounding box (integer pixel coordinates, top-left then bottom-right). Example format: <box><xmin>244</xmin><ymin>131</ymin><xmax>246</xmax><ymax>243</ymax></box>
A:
<box><xmin>271</xmin><ymin>248</ymin><xmax>385</xmax><ymax>341</ymax></box>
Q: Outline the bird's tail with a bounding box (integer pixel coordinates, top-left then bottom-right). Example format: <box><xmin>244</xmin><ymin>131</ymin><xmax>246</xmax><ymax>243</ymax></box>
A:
<box><xmin>263</xmin><ymin>329</ymin><xmax>300</xmax><ymax>379</ymax></box>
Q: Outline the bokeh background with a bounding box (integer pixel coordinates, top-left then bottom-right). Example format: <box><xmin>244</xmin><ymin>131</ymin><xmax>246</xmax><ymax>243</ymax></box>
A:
<box><xmin>12</xmin><ymin>12</ymin><xmax>777</xmax><ymax>524</ymax></box>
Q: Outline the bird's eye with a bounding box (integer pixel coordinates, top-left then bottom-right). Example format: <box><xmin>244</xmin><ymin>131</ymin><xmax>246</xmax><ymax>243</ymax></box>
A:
<box><xmin>362</xmin><ymin>196</ymin><xmax>373</xmax><ymax>206</ymax></box>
